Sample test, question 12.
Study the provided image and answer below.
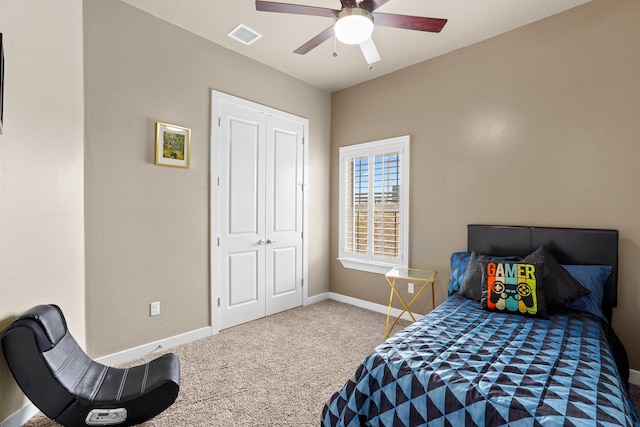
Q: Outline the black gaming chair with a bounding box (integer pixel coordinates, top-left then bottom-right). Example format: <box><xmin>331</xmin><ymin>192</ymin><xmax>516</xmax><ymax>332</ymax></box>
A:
<box><xmin>1</xmin><ymin>304</ymin><xmax>180</xmax><ymax>427</ymax></box>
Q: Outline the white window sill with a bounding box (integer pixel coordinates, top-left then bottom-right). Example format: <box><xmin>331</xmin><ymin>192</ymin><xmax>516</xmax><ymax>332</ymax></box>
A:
<box><xmin>337</xmin><ymin>258</ymin><xmax>405</xmax><ymax>275</ymax></box>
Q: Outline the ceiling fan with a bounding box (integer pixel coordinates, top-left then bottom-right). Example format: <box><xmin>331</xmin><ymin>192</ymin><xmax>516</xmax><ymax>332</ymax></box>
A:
<box><xmin>255</xmin><ymin>0</ymin><xmax>447</xmax><ymax>67</ymax></box>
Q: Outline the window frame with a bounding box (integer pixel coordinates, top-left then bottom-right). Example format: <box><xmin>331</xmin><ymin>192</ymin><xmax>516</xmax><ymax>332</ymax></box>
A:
<box><xmin>338</xmin><ymin>135</ymin><xmax>410</xmax><ymax>275</ymax></box>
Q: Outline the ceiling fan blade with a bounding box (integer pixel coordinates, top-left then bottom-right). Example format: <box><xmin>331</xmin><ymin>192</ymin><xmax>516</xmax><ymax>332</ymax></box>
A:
<box><xmin>340</xmin><ymin>0</ymin><xmax>358</xmax><ymax>8</ymax></box>
<box><xmin>359</xmin><ymin>0</ymin><xmax>391</xmax><ymax>12</ymax></box>
<box><xmin>372</xmin><ymin>12</ymin><xmax>447</xmax><ymax>33</ymax></box>
<box><xmin>256</xmin><ymin>1</ymin><xmax>338</xmax><ymax>18</ymax></box>
<box><xmin>359</xmin><ymin>38</ymin><xmax>381</xmax><ymax>65</ymax></box>
<box><xmin>294</xmin><ymin>26</ymin><xmax>335</xmax><ymax>55</ymax></box>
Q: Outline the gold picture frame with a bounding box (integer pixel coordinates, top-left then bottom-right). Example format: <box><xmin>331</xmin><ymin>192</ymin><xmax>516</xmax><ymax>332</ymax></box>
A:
<box><xmin>155</xmin><ymin>122</ymin><xmax>191</xmax><ymax>168</ymax></box>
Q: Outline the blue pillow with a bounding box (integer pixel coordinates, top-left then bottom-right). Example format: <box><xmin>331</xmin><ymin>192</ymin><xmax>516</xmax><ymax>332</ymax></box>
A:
<box><xmin>562</xmin><ymin>265</ymin><xmax>613</xmax><ymax>322</ymax></box>
<box><xmin>448</xmin><ymin>252</ymin><xmax>471</xmax><ymax>295</ymax></box>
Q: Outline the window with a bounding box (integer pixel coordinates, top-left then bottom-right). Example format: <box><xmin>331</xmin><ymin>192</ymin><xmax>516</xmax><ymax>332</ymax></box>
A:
<box><xmin>338</xmin><ymin>136</ymin><xmax>409</xmax><ymax>274</ymax></box>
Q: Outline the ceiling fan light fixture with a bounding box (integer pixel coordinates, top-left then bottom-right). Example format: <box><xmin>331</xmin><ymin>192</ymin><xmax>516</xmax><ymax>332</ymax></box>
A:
<box><xmin>334</xmin><ymin>8</ymin><xmax>374</xmax><ymax>45</ymax></box>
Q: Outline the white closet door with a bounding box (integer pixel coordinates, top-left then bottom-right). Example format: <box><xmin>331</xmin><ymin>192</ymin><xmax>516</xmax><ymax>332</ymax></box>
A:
<box><xmin>265</xmin><ymin>114</ymin><xmax>304</xmax><ymax>316</ymax></box>
<box><xmin>215</xmin><ymin>94</ymin><xmax>304</xmax><ymax>330</ymax></box>
<box><xmin>218</xmin><ymin>100</ymin><xmax>266</xmax><ymax>329</ymax></box>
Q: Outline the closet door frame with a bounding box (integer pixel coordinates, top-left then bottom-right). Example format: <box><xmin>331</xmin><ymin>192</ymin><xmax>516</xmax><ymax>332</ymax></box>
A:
<box><xmin>210</xmin><ymin>90</ymin><xmax>309</xmax><ymax>333</ymax></box>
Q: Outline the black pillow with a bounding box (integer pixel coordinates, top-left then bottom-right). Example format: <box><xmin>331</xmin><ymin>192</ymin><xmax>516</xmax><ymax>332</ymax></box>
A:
<box><xmin>458</xmin><ymin>252</ymin><xmax>484</xmax><ymax>301</ymax></box>
<box><xmin>459</xmin><ymin>252</ymin><xmax>521</xmax><ymax>302</ymax></box>
<box><xmin>522</xmin><ymin>246</ymin><xmax>590</xmax><ymax>306</ymax></box>
<box><xmin>480</xmin><ymin>260</ymin><xmax>547</xmax><ymax>318</ymax></box>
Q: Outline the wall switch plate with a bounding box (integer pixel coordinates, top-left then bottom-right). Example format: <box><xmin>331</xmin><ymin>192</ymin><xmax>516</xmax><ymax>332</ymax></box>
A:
<box><xmin>408</xmin><ymin>283</ymin><xmax>414</xmax><ymax>294</ymax></box>
<box><xmin>150</xmin><ymin>301</ymin><xmax>160</xmax><ymax>316</ymax></box>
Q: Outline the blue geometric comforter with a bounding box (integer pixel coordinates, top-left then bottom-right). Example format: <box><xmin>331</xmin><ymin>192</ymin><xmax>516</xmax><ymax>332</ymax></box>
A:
<box><xmin>322</xmin><ymin>294</ymin><xmax>640</xmax><ymax>426</ymax></box>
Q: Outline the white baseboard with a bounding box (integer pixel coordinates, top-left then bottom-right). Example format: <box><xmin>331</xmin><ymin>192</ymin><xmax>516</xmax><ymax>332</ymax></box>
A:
<box><xmin>328</xmin><ymin>292</ymin><xmax>422</xmax><ymax>322</ymax></box>
<box><xmin>304</xmin><ymin>292</ymin><xmax>330</xmax><ymax>306</ymax></box>
<box><xmin>97</xmin><ymin>326</ymin><xmax>212</xmax><ymax>366</ymax></box>
<box><xmin>0</xmin><ymin>402</ymin><xmax>39</xmax><ymax>427</ymax></box>
<box><xmin>630</xmin><ymin>368</ymin><xmax>640</xmax><ymax>386</ymax></box>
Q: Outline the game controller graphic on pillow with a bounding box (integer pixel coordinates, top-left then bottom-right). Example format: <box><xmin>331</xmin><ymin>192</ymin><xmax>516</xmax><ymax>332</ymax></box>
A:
<box><xmin>489</xmin><ymin>281</ymin><xmax>534</xmax><ymax>311</ymax></box>
<box><xmin>485</xmin><ymin>261</ymin><xmax>540</xmax><ymax>315</ymax></box>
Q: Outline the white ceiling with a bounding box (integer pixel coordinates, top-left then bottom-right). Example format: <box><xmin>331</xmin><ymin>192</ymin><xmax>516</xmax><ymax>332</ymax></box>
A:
<box><xmin>121</xmin><ymin>0</ymin><xmax>592</xmax><ymax>92</ymax></box>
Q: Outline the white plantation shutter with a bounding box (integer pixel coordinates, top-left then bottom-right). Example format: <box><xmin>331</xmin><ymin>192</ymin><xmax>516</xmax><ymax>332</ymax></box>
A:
<box><xmin>339</xmin><ymin>136</ymin><xmax>409</xmax><ymax>274</ymax></box>
<box><xmin>344</xmin><ymin>156</ymin><xmax>369</xmax><ymax>255</ymax></box>
<box><xmin>373</xmin><ymin>152</ymin><xmax>400</xmax><ymax>258</ymax></box>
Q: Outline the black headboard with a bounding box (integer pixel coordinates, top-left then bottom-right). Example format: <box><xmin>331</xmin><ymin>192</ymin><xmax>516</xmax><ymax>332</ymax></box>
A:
<box><xmin>467</xmin><ymin>225</ymin><xmax>619</xmax><ymax>322</ymax></box>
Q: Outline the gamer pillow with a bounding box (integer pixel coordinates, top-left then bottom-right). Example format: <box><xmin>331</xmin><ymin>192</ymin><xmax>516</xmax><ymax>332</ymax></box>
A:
<box><xmin>459</xmin><ymin>252</ymin><xmax>521</xmax><ymax>301</ymax></box>
<box><xmin>522</xmin><ymin>246</ymin><xmax>590</xmax><ymax>306</ymax></box>
<box><xmin>480</xmin><ymin>260</ymin><xmax>547</xmax><ymax>318</ymax></box>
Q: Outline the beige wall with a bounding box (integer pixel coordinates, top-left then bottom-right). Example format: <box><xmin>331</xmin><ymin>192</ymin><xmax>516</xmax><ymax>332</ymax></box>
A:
<box><xmin>1</xmin><ymin>0</ymin><xmax>637</xmax><ymax>423</ymax></box>
<box><xmin>330</xmin><ymin>0</ymin><xmax>640</xmax><ymax>369</ymax></box>
<box><xmin>0</xmin><ymin>0</ymin><xmax>86</xmax><ymax>421</ymax></box>
<box><xmin>83</xmin><ymin>0</ymin><xmax>331</xmax><ymax>357</ymax></box>
<box><xmin>1</xmin><ymin>0</ymin><xmax>330</xmax><ymax>422</ymax></box>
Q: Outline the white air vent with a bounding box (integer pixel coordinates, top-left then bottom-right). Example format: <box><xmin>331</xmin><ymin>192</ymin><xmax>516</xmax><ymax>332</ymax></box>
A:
<box><xmin>227</xmin><ymin>24</ymin><xmax>262</xmax><ymax>46</ymax></box>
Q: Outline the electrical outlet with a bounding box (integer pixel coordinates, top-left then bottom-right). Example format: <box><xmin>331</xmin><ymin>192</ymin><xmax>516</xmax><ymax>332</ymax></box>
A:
<box><xmin>408</xmin><ymin>283</ymin><xmax>414</xmax><ymax>294</ymax></box>
<box><xmin>150</xmin><ymin>301</ymin><xmax>160</xmax><ymax>316</ymax></box>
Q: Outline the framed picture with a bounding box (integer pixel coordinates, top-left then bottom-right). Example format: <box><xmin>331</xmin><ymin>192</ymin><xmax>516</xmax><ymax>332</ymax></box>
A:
<box><xmin>155</xmin><ymin>122</ymin><xmax>191</xmax><ymax>168</ymax></box>
<box><xmin>1</xmin><ymin>33</ymin><xmax>4</xmax><ymax>135</ymax></box>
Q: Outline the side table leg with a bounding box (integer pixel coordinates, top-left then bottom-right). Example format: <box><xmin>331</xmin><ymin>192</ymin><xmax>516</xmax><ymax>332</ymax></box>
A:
<box><xmin>384</xmin><ymin>278</ymin><xmax>395</xmax><ymax>338</ymax></box>
<box><xmin>431</xmin><ymin>279</ymin><xmax>435</xmax><ymax>310</ymax></box>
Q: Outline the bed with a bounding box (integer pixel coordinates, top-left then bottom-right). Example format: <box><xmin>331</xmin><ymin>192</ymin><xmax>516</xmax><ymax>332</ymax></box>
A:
<box><xmin>322</xmin><ymin>225</ymin><xmax>640</xmax><ymax>426</ymax></box>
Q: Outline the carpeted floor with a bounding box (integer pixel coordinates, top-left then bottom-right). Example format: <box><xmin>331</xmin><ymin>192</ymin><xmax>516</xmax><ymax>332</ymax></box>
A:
<box><xmin>23</xmin><ymin>300</ymin><xmax>640</xmax><ymax>426</ymax></box>
<box><xmin>24</xmin><ymin>300</ymin><xmax>408</xmax><ymax>427</ymax></box>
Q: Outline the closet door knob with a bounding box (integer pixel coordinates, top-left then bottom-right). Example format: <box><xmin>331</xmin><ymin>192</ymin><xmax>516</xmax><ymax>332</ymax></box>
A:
<box><xmin>257</xmin><ymin>239</ymin><xmax>265</xmax><ymax>245</ymax></box>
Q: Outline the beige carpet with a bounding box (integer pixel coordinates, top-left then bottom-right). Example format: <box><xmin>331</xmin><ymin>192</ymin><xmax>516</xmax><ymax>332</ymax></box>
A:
<box><xmin>24</xmin><ymin>300</ymin><xmax>407</xmax><ymax>427</ymax></box>
<box><xmin>22</xmin><ymin>300</ymin><xmax>640</xmax><ymax>426</ymax></box>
